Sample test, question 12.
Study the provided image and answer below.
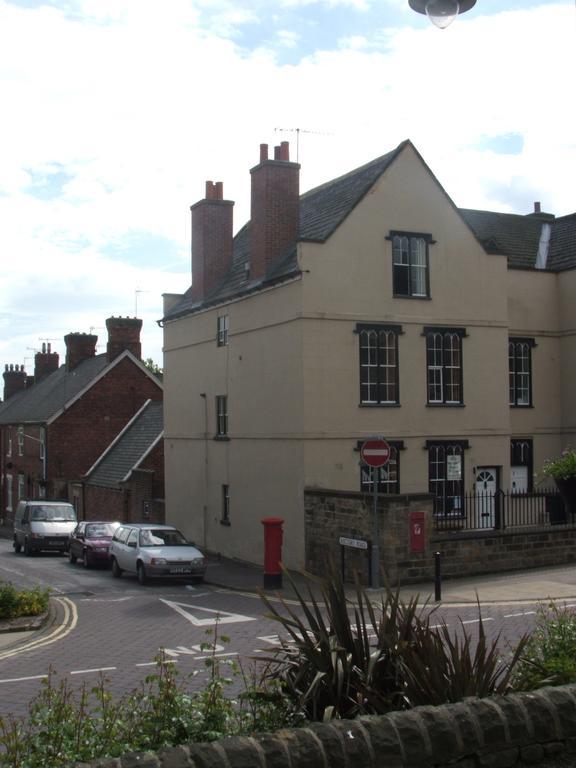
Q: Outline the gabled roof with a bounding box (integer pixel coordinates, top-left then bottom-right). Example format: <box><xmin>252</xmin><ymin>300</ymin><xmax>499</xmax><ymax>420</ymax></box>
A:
<box><xmin>163</xmin><ymin>141</ymin><xmax>576</xmax><ymax>323</ymax></box>
<box><xmin>84</xmin><ymin>399</ymin><xmax>163</xmax><ymax>489</ymax></box>
<box><xmin>460</xmin><ymin>209</ymin><xmax>576</xmax><ymax>271</ymax></box>
<box><xmin>162</xmin><ymin>142</ymin><xmax>408</xmax><ymax>322</ymax></box>
<box><xmin>0</xmin><ymin>351</ymin><xmax>162</xmax><ymax>426</ymax></box>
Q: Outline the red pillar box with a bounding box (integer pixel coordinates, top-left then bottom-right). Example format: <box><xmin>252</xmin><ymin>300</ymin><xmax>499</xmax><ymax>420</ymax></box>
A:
<box><xmin>410</xmin><ymin>511</ymin><xmax>426</xmax><ymax>553</ymax></box>
<box><xmin>261</xmin><ymin>517</ymin><xmax>284</xmax><ymax>589</ymax></box>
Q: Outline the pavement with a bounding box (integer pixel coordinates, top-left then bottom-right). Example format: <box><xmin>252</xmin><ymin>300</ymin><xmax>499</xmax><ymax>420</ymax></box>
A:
<box><xmin>3</xmin><ymin>521</ymin><xmax>576</xmax><ymax>650</ymax></box>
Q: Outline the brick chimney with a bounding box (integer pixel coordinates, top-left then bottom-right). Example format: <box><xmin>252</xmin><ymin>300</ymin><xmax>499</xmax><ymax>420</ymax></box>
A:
<box><xmin>3</xmin><ymin>364</ymin><xmax>27</xmax><ymax>400</ymax></box>
<box><xmin>190</xmin><ymin>181</ymin><xmax>234</xmax><ymax>303</ymax></box>
<box><xmin>250</xmin><ymin>141</ymin><xmax>300</xmax><ymax>281</ymax></box>
<box><xmin>106</xmin><ymin>316</ymin><xmax>142</xmax><ymax>362</ymax></box>
<box><xmin>34</xmin><ymin>343</ymin><xmax>59</xmax><ymax>383</ymax></box>
<box><xmin>65</xmin><ymin>333</ymin><xmax>98</xmax><ymax>371</ymax></box>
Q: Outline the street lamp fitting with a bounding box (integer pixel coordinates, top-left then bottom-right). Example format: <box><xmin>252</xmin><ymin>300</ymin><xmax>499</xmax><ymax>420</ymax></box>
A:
<box><xmin>408</xmin><ymin>0</ymin><xmax>476</xmax><ymax>29</ymax></box>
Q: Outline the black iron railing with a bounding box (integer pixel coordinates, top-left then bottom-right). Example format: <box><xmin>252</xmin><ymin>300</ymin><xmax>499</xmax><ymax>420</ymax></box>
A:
<box><xmin>434</xmin><ymin>489</ymin><xmax>570</xmax><ymax>532</ymax></box>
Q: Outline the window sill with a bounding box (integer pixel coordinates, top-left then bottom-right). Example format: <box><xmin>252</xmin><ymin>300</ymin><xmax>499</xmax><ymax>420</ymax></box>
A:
<box><xmin>510</xmin><ymin>405</ymin><xmax>533</xmax><ymax>409</ymax></box>
<box><xmin>220</xmin><ymin>519</ymin><xmax>231</xmax><ymax>527</ymax></box>
<box><xmin>426</xmin><ymin>403</ymin><xmax>465</xmax><ymax>408</ymax></box>
<box><xmin>392</xmin><ymin>294</ymin><xmax>431</xmax><ymax>300</ymax></box>
<box><xmin>213</xmin><ymin>435</ymin><xmax>230</xmax><ymax>441</ymax></box>
<box><xmin>359</xmin><ymin>403</ymin><xmax>401</xmax><ymax>408</ymax></box>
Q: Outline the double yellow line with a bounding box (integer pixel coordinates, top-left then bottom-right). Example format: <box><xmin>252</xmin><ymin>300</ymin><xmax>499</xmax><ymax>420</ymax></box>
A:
<box><xmin>0</xmin><ymin>597</ymin><xmax>77</xmax><ymax>661</ymax></box>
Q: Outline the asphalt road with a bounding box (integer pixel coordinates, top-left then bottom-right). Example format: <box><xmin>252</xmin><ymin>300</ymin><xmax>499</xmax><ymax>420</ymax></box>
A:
<box><xmin>0</xmin><ymin>539</ymin><xmax>568</xmax><ymax>720</ymax></box>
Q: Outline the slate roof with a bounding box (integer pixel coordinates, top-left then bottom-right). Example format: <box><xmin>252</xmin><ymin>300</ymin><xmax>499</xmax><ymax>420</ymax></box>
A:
<box><xmin>85</xmin><ymin>400</ymin><xmax>163</xmax><ymax>489</ymax></box>
<box><xmin>162</xmin><ymin>142</ymin><xmax>406</xmax><ymax>322</ymax></box>
<box><xmin>162</xmin><ymin>140</ymin><xmax>576</xmax><ymax>323</ymax></box>
<box><xmin>548</xmin><ymin>213</ymin><xmax>576</xmax><ymax>271</ymax></box>
<box><xmin>0</xmin><ymin>355</ymin><xmax>109</xmax><ymax>425</ymax></box>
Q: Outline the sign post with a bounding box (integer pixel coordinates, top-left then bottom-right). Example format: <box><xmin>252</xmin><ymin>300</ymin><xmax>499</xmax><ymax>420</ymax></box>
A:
<box><xmin>360</xmin><ymin>437</ymin><xmax>391</xmax><ymax>590</ymax></box>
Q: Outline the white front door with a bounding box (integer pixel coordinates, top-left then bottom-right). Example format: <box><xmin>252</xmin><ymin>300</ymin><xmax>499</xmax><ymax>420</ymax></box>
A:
<box><xmin>475</xmin><ymin>468</ymin><xmax>497</xmax><ymax>528</ymax></box>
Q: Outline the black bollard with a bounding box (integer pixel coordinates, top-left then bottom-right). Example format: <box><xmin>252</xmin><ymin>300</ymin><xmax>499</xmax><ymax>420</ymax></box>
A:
<box><xmin>434</xmin><ymin>551</ymin><xmax>442</xmax><ymax>602</ymax></box>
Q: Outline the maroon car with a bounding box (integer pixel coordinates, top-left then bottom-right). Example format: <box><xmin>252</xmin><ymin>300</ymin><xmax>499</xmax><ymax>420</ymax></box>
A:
<box><xmin>69</xmin><ymin>521</ymin><xmax>120</xmax><ymax>568</ymax></box>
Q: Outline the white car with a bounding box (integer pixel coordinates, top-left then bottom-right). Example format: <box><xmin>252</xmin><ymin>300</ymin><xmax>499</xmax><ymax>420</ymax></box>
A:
<box><xmin>109</xmin><ymin>523</ymin><xmax>206</xmax><ymax>585</ymax></box>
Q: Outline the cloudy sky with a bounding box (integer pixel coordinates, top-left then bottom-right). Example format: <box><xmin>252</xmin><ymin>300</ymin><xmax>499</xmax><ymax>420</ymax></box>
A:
<box><xmin>0</xmin><ymin>0</ymin><xmax>574</xmax><ymax>373</ymax></box>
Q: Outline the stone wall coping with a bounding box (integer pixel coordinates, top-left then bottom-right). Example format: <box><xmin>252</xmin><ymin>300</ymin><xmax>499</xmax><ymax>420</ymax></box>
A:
<box><xmin>305</xmin><ymin>487</ymin><xmax>433</xmax><ymax>502</ymax></box>
<box><xmin>76</xmin><ymin>684</ymin><xmax>576</xmax><ymax>768</ymax></box>
<box><xmin>433</xmin><ymin>526</ymin><xmax>576</xmax><ymax>543</ymax></box>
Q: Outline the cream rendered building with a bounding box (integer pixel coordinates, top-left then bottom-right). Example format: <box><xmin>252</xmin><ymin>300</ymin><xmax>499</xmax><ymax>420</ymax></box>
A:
<box><xmin>161</xmin><ymin>140</ymin><xmax>576</xmax><ymax>569</ymax></box>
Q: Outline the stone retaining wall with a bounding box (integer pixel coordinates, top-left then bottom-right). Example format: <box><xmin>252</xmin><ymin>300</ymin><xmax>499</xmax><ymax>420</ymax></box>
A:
<box><xmin>305</xmin><ymin>489</ymin><xmax>576</xmax><ymax>585</ymax></box>
<box><xmin>78</xmin><ymin>684</ymin><xmax>576</xmax><ymax>768</ymax></box>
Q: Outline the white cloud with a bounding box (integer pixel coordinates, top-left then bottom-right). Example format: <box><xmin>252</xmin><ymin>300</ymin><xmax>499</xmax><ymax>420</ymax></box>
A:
<box><xmin>0</xmin><ymin>0</ymin><xmax>573</xmax><ymax>370</ymax></box>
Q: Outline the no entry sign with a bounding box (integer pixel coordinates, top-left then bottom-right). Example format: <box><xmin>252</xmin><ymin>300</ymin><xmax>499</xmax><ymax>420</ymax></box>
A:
<box><xmin>360</xmin><ymin>438</ymin><xmax>391</xmax><ymax>468</ymax></box>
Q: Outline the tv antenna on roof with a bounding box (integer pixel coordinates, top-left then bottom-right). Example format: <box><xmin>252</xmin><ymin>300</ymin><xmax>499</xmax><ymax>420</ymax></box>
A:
<box><xmin>274</xmin><ymin>127</ymin><xmax>334</xmax><ymax>163</ymax></box>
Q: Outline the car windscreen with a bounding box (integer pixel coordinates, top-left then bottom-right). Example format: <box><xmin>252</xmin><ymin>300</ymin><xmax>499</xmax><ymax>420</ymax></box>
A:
<box><xmin>30</xmin><ymin>506</ymin><xmax>76</xmax><ymax>522</ymax></box>
<box><xmin>139</xmin><ymin>529</ymin><xmax>188</xmax><ymax>547</ymax></box>
<box><xmin>85</xmin><ymin>524</ymin><xmax>117</xmax><ymax>538</ymax></box>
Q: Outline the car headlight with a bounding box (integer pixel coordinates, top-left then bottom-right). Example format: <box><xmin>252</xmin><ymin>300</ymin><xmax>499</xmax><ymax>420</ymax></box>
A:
<box><xmin>192</xmin><ymin>558</ymin><xmax>205</xmax><ymax>567</ymax></box>
<box><xmin>149</xmin><ymin>557</ymin><xmax>167</xmax><ymax>566</ymax></box>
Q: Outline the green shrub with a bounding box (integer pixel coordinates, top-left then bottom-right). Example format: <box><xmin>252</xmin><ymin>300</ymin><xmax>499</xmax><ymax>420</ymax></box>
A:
<box><xmin>0</xmin><ymin>583</ymin><xmax>50</xmax><ymax>620</ymax></box>
<box><xmin>513</xmin><ymin>602</ymin><xmax>576</xmax><ymax>690</ymax></box>
<box><xmin>0</xmin><ymin>628</ymin><xmax>300</xmax><ymax>767</ymax></box>
<box><xmin>258</xmin><ymin>564</ymin><xmax>528</xmax><ymax>721</ymax></box>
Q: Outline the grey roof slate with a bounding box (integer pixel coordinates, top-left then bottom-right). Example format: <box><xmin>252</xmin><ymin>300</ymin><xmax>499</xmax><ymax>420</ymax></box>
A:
<box><xmin>460</xmin><ymin>209</ymin><xmax>576</xmax><ymax>271</ymax></box>
<box><xmin>162</xmin><ymin>140</ymin><xmax>576</xmax><ymax>323</ymax></box>
<box><xmin>85</xmin><ymin>400</ymin><xmax>163</xmax><ymax>489</ymax></box>
<box><xmin>548</xmin><ymin>213</ymin><xmax>576</xmax><ymax>271</ymax></box>
<box><xmin>162</xmin><ymin>142</ymin><xmax>406</xmax><ymax>322</ymax></box>
<box><xmin>0</xmin><ymin>355</ymin><xmax>109</xmax><ymax>425</ymax></box>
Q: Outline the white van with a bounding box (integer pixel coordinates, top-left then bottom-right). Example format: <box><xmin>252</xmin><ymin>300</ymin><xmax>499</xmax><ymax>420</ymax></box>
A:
<box><xmin>13</xmin><ymin>500</ymin><xmax>77</xmax><ymax>555</ymax></box>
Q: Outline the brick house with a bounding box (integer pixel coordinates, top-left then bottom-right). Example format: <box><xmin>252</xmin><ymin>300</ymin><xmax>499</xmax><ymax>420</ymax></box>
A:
<box><xmin>0</xmin><ymin>317</ymin><xmax>163</xmax><ymax>525</ymax></box>
<box><xmin>82</xmin><ymin>399</ymin><xmax>164</xmax><ymax>524</ymax></box>
<box><xmin>160</xmin><ymin>139</ymin><xmax>576</xmax><ymax>569</ymax></box>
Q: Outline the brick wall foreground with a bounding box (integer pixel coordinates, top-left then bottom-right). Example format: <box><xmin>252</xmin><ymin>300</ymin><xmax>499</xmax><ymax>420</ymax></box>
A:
<box><xmin>78</xmin><ymin>684</ymin><xmax>576</xmax><ymax>768</ymax></box>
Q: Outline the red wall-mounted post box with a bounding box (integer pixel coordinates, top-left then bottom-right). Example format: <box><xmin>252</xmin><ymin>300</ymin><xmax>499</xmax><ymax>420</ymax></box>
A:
<box><xmin>410</xmin><ymin>511</ymin><xmax>426</xmax><ymax>553</ymax></box>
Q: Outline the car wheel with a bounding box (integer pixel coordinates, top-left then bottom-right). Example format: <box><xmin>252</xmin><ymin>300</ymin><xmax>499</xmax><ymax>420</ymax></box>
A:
<box><xmin>190</xmin><ymin>576</ymin><xmax>204</xmax><ymax>585</ymax></box>
<box><xmin>111</xmin><ymin>558</ymin><xmax>122</xmax><ymax>578</ymax></box>
<box><xmin>137</xmin><ymin>562</ymin><xmax>148</xmax><ymax>586</ymax></box>
<box><xmin>69</xmin><ymin>549</ymin><xmax>77</xmax><ymax>564</ymax></box>
<box><xmin>13</xmin><ymin>538</ymin><xmax>22</xmax><ymax>554</ymax></box>
<box><xmin>82</xmin><ymin>550</ymin><xmax>91</xmax><ymax>568</ymax></box>
<box><xmin>24</xmin><ymin>538</ymin><xmax>32</xmax><ymax>556</ymax></box>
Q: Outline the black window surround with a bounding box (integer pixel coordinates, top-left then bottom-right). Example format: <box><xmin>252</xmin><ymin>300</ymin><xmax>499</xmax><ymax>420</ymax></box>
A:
<box><xmin>355</xmin><ymin>323</ymin><xmax>403</xmax><ymax>406</ymax></box>
<box><xmin>509</xmin><ymin>338</ymin><xmax>536</xmax><ymax>408</ymax></box>
<box><xmin>217</xmin><ymin>315</ymin><xmax>229</xmax><ymax>347</ymax></box>
<box><xmin>356</xmin><ymin>440</ymin><xmax>405</xmax><ymax>495</ymax></box>
<box><xmin>215</xmin><ymin>395</ymin><xmax>228</xmax><ymax>438</ymax></box>
<box><xmin>426</xmin><ymin>439</ymin><xmax>469</xmax><ymax>517</ymax></box>
<box><xmin>423</xmin><ymin>326</ymin><xmax>467</xmax><ymax>406</ymax></box>
<box><xmin>387</xmin><ymin>231</ymin><xmax>435</xmax><ymax>299</ymax></box>
<box><xmin>221</xmin><ymin>484</ymin><xmax>230</xmax><ymax>526</ymax></box>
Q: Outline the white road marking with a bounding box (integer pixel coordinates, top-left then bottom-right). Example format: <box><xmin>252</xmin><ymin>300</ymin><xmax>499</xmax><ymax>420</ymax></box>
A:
<box><xmin>461</xmin><ymin>617</ymin><xmax>495</xmax><ymax>625</ymax></box>
<box><xmin>0</xmin><ymin>674</ymin><xmax>48</xmax><ymax>684</ymax></box>
<box><xmin>70</xmin><ymin>667</ymin><xmax>117</xmax><ymax>675</ymax></box>
<box><xmin>0</xmin><ymin>564</ymin><xmax>26</xmax><ymax>577</ymax></box>
<box><xmin>79</xmin><ymin>597</ymin><xmax>134</xmax><ymax>603</ymax></box>
<box><xmin>503</xmin><ymin>611</ymin><xmax>536</xmax><ymax>618</ymax></box>
<box><xmin>160</xmin><ymin>598</ymin><xmax>256</xmax><ymax>627</ymax></box>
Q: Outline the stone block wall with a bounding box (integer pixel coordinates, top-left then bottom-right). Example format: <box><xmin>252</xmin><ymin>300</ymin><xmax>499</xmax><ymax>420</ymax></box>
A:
<box><xmin>305</xmin><ymin>488</ymin><xmax>576</xmax><ymax>585</ymax></box>
<box><xmin>78</xmin><ymin>684</ymin><xmax>576</xmax><ymax>768</ymax></box>
<box><xmin>305</xmin><ymin>488</ymin><xmax>434</xmax><ymax>585</ymax></box>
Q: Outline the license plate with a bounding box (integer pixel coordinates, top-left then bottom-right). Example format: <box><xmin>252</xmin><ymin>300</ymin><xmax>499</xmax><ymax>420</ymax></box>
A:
<box><xmin>170</xmin><ymin>567</ymin><xmax>192</xmax><ymax>574</ymax></box>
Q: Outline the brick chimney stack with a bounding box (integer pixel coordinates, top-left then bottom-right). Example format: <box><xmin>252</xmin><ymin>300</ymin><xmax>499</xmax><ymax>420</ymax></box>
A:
<box><xmin>106</xmin><ymin>316</ymin><xmax>142</xmax><ymax>362</ymax></box>
<box><xmin>250</xmin><ymin>141</ymin><xmax>300</xmax><ymax>281</ymax></box>
<box><xmin>3</xmin><ymin>364</ymin><xmax>27</xmax><ymax>400</ymax></box>
<box><xmin>65</xmin><ymin>333</ymin><xmax>98</xmax><ymax>371</ymax></box>
<box><xmin>190</xmin><ymin>181</ymin><xmax>234</xmax><ymax>303</ymax></box>
<box><xmin>34</xmin><ymin>343</ymin><xmax>59</xmax><ymax>383</ymax></box>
